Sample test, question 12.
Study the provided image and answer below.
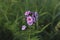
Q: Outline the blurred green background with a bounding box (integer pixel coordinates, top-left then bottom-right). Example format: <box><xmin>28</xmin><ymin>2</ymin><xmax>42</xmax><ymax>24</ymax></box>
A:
<box><xmin>0</xmin><ymin>0</ymin><xmax>60</xmax><ymax>40</ymax></box>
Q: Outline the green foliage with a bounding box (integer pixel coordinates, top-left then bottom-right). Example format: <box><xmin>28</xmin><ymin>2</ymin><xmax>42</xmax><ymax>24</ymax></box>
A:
<box><xmin>0</xmin><ymin>0</ymin><xmax>60</xmax><ymax>40</ymax></box>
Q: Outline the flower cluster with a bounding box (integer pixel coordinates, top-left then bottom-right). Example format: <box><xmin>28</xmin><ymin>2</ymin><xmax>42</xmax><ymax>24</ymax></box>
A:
<box><xmin>21</xmin><ymin>11</ymin><xmax>38</xmax><ymax>30</ymax></box>
<box><xmin>25</xmin><ymin>11</ymin><xmax>38</xmax><ymax>26</ymax></box>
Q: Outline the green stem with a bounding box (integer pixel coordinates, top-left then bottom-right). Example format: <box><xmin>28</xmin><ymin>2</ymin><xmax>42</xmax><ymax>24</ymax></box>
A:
<box><xmin>28</xmin><ymin>26</ymin><xmax>31</xmax><ymax>40</ymax></box>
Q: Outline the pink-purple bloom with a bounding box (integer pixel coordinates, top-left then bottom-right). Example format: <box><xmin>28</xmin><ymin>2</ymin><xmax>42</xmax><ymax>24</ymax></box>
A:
<box><xmin>26</xmin><ymin>16</ymin><xmax>33</xmax><ymax>26</ymax></box>
<box><xmin>32</xmin><ymin>17</ymin><xmax>36</xmax><ymax>23</ymax></box>
<box><xmin>35</xmin><ymin>12</ymin><xmax>38</xmax><ymax>21</ymax></box>
<box><xmin>32</xmin><ymin>12</ymin><xmax>38</xmax><ymax>22</ymax></box>
<box><xmin>25</xmin><ymin>11</ymin><xmax>30</xmax><ymax>16</ymax></box>
<box><xmin>22</xmin><ymin>25</ymin><xmax>26</xmax><ymax>30</ymax></box>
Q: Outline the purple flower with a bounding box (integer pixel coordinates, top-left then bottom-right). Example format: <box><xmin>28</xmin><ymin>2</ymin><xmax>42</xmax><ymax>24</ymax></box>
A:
<box><xmin>22</xmin><ymin>25</ymin><xmax>26</xmax><ymax>30</ymax></box>
<box><xmin>35</xmin><ymin>12</ymin><xmax>38</xmax><ymax>21</ymax></box>
<box><xmin>25</xmin><ymin>11</ymin><xmax>30</xmax><ymax>16</ymax></box>
<box><xmin>32</xmin><ymin>17</ymin><xmax>36</xmax><ymax>23</ymax></box>
<box><xmin>32</xmin><ymin>12</ymin><xmax>38</xmax><ymax>23</ymax></box>
<box><xmin>26</xmin><ymin>16</ymin><xmax>33</xmax><ymax>26</ymax></box>
<box><xmin>27</xmin><ymin>22</ymin><xmax>33</xmax><ymax>26</ymax></box>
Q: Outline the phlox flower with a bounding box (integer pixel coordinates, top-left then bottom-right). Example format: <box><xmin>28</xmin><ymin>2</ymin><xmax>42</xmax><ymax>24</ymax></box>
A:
<box><xmin>22</xmin><ymin>25</ymin><xmax>26</xmax><ymax>30</ymax></box>
<box><xmin>25</xmin><ymin>11</ymin><xmax>30</xmax><ymax>16</ymax></box>
<box><xmin>26</xmin><ymin>16</ymin><xmax>33</xmax><ymax>26</ymax></box>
